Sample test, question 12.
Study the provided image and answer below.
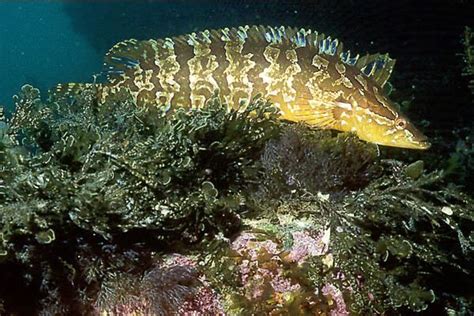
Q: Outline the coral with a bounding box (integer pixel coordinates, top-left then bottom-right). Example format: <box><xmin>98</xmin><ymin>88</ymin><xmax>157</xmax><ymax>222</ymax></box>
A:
<box><xmin>202</xmin><ymin>208</ymin><xmax>349</xmax><ymax>315</ymax></box>
<box><xmin>205</xmin><ymin>229</ymin><xmax>335</xmax><ymax>315</ymax></box>
<box><xmin>321</xmin><ymin>284</ymin><xmax>348</xmax><ymax>316</ymax></box>
<box><xmin>202</xmin><ymin>159</ymin><xmax>473</xmax><ymax>315</ymax></box>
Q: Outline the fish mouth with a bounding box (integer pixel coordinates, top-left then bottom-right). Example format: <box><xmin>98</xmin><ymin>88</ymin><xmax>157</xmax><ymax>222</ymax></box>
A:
<box><xmin>415</xmin><ymin>133</ymin><xmax>431</xmax><ymax>149</ymax></box>
<box><xmin>408</xmin><ymin>127</ymin><xmax>430</xmax><ymax>149</ymax></box>
<box><xmin>377</xmin><ymin>138</ymin><xmax>431</xmax><ymax>149</ymax></box>
<box><xmin>392</xmin><ymin>140</ymin><xmax>431</xmax><ymax>150</ymax></box>
<box><xmin>417</xmin><ymin>140</ymin><xmax>431</xmax><ymax>150</ymax></box>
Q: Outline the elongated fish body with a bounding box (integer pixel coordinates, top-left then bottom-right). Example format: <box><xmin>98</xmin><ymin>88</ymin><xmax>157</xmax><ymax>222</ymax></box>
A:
<box><xmin>54</xmin><ymin>25</ymin><xmax>430</xmax><ymax>149</ymax></box>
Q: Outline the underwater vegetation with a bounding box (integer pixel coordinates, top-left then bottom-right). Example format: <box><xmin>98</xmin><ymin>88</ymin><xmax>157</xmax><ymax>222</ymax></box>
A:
<box><xmin>259</xmin><ymin>126</ymin><xmax>381</xmax><ymax>198</ymax></box>
<box><xmin>440</xmin><ymin>26</ymin><xmax>474</xmax><ymax>193</ymax></box>
<box><xmin>462</xmin><ymin>26</ymin><xmax>474</xmax><ymax>94</ymax></box>
<box><xmin>0</xmin><ymin>84</ymin><xmax>278</xmax><ymax>313</ymax></box>
<box><xmin>0</xmin><ymin>83</ymin><xmax>473</xmax><ymax>314</ymax></box>
<box><xmin>204</xmin><ymin>134</ymin><xmax>474</xmax><ymax>315</ymax></box>
<box><xmin>96</xmin><ymin>253</ymin><xmax>224</xmax><ymax>315</ymax></box>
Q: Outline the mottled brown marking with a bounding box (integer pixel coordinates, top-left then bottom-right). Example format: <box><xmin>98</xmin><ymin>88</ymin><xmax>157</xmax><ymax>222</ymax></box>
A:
<box><xmin>74</xmin><ymin>25</ymin><xmax>429</xmax><ymax>149</ymax></box>
<box><xmin>172</xmin><ymin>36</ymin><xmax>194</xmax><ymax>107</ymax></box>
<box><xmin>335</xmin><ymin>62</ymin><xmax>346</xmax><ymax>75</ymax></box>
<box><xmin>209</xmin><ymin>34</ymin><xmax>231</xmax><ymax>99</ymax></box>
<box><xmin>312</xmin><ymin>54</ymin><xmax>330</xmax><ymax>69</ymax></box>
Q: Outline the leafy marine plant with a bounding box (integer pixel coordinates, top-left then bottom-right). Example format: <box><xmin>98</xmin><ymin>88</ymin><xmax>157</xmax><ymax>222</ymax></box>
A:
<box><xmin>202</xmin><ymin>160</ymin><xmax>473</xmax><ymax>315</ymax></box>
<box><xmin>259</xmin><ymin>125</ymin><xmax>381</xmax><ymax>199</ymax></box>
<box><xmin>0</xmin><ymin>84</ymin><xmax>280</xmax><ymax>313</ymax></box>
<box><xmin>196</xmin><ymin>122</ymin><xmax>473</xmax><ymax>315</ymax></box>
<box><xmin>1</xmin><ymin>84</ymin><xmax>279</xmax><ymax>243</ymax></box>
<box><xmin>333</xmin><ymin>166</ymin><xmax>473</xmax><ymax>314</ymax></box>
<box><xmin>0</xmin><ymin>81</ymin><xmax>473</xmax><ymax>314</ymax></box>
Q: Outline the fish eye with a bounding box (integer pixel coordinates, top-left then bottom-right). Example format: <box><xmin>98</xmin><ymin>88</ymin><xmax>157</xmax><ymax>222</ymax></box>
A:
<box><xmin>395</xmin><ymin>118</ymin><xmax>406</xmax><ymax>129</ymax></box>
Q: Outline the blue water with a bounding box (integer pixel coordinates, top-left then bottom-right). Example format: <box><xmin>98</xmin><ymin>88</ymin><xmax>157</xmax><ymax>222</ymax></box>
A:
<box><xmin>0</xmin><ymin>1</ymin><xmax>310</xmax><ymax>111</ymax></box>
<box><xmin>0</xmin><ymin>1</ymin><xmax>101</xmax><ymax>108</ymax></box>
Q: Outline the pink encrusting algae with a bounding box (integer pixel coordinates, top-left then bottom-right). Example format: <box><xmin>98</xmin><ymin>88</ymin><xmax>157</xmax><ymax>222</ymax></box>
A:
<box><xmin>227</xmin><ymin>229</ymin><xmax>348</xmax><ymax>314</ymax></box>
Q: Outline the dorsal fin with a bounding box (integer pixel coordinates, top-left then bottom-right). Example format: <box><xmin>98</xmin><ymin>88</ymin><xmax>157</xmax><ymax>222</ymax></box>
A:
<box><xmin>102</xmin><ymin>25</ymin><xmax>395</xmax><ymax>88</ymax></box>
<box><xmin>102</xmin><ymin>38</ymin><xmax>161</xmax><ymax>84</ymax></box>
<box><xmin>355</xmin><ymin>53</ymin><xmax>396</xmax><ymax>87</ymax></box>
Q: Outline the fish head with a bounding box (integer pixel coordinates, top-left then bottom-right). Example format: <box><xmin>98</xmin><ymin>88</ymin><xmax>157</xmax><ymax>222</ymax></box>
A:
<box><xmin>346</xmin><ymin>86</ymin><xmax>430</xmax><ymax>150</ymax></box>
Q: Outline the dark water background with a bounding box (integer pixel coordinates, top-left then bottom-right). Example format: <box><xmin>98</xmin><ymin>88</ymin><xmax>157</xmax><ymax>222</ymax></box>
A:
<box><xmin>0</xmin><ymin>0</ymin><xmax>473</xmax><ymax>153</ymax></box>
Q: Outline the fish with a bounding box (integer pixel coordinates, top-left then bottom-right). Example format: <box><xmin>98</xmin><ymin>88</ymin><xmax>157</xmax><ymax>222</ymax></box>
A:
<box><xmin>52</xmin><ymin>25</ymin><xmax>430</xmax><ymax>149</ymax></box>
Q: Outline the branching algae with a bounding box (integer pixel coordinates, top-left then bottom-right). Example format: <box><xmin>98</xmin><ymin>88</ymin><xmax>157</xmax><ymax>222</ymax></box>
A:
<box><xmin>202</xmin><ymin>131</ymin><xmax>473</xmax><ymax>315</ymax></box>
<box><xmin>0</xmin><ymin>84</ymin><xmax>279</xmax><ymax>313</ymax></box>
<box><xmin>0</xmin><ymin>83</ymin><xmax>472</xmax><ymax>314</ymax></box>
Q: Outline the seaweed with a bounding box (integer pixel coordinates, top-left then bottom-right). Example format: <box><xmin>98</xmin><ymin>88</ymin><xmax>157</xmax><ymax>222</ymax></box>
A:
<box><xmin>96</xmin><ymin>259</ymin><xmax>200</xmax><ymax>315</ymax></box>
<box><xmin>0</xmin><ymin>84</ymin><xmax>279</xmax><ymax>313</ymax></box>
<box><xmin>259</xmin><ymin>125</ymin><xmax>381</xmax><ymax>199</ymax></box>
<box><xmin>203</xmin><ymin>162</ymin><xmax>473</xmax><ymax>315</ymax></box>
<box><xmin>0</xmin><ymin>82</ymin><xmax>473</xmax><ymax>314</ymax></box>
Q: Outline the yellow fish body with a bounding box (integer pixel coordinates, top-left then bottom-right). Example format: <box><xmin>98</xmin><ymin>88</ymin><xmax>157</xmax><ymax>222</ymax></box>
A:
<box><xmin>54</xmin><ymin>25</ymin><xmax>430</xmax><ymax>149</ymax></box>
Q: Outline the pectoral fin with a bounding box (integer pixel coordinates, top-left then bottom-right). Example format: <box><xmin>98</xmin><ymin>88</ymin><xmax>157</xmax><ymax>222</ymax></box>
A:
<box><xmin>291</xmin><ymin>104</ymin><xmax>338</xmax><ymax>129</ymax></box>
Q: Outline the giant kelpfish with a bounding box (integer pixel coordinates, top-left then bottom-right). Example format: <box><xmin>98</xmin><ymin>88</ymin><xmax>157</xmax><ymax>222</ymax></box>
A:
<box><xmin>52</xmin><ymin>25</ymin><xmax>430</xmax><ymax>149</ymax></box>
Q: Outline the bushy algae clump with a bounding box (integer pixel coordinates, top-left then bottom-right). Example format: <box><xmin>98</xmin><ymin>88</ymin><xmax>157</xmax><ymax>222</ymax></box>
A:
<box><xmin>0</xmin><ymin>84</ymin><xmax>279</xmax><ymax>313</ymax></box>
<box><xmin>259</xmin><ymin>126</ymin><xmax>381</xmax><ymax>198</ymax></box>
<box><xmin>0</xmin><ymin>84</ymin><xmax>472</xmax><ymax>314</ymax></box>
<box><xmin>96</xmin><ymin>254</ymin><xmax>224</xmax><ymax>315</ymax></box>
<box><xmin>1</xmin><ymin>84</ymin><xmax>280</xmax><ymax>243</ymax></box>
<box><xmin>202</xmin><ymin>129</ymin><xmax>474</xmax><ymax>315</ymax></box>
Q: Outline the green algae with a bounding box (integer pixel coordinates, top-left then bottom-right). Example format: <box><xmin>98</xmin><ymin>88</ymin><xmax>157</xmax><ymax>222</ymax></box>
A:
<box><xmin>0</xmin><ymin>85</ymin><xmax>279</xmax><ymax>246</ymax></box>
<box><xmin>0</xmin><ymin>84</ymin><xmax>279</xmax><ymax>313</ymax></box>
<box><xmin>201</xmin><ymin>130</ymin><xmax>473</xmax><ymax>315</ymax></box>
<box><xmin>203</xmin><ymin>178</ymin><xmax>473</xmax><ymax>314</ymax></box>
<box><xmin>0</xmin><ymin>83</ymin><xmax>472</xmax><ymax>314</ymax></box>
<box><xmin>404</xmin><ymin>159</ymin><xmax>424</xmax><ymax>179</ymax></box>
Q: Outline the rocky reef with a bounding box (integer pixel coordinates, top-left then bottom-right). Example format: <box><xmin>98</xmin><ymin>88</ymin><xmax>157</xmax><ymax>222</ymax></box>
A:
<box><xmin>0</xmin><ymin>84</ymin><xmax>473</xmax><ymax>315</ymax></box>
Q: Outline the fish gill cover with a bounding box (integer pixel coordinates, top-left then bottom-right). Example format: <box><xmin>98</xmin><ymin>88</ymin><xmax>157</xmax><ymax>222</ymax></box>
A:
<box><xmin>0</xmin><ymin>23</ymin><xmax>472</xmax><ymax>316</ymax></box>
